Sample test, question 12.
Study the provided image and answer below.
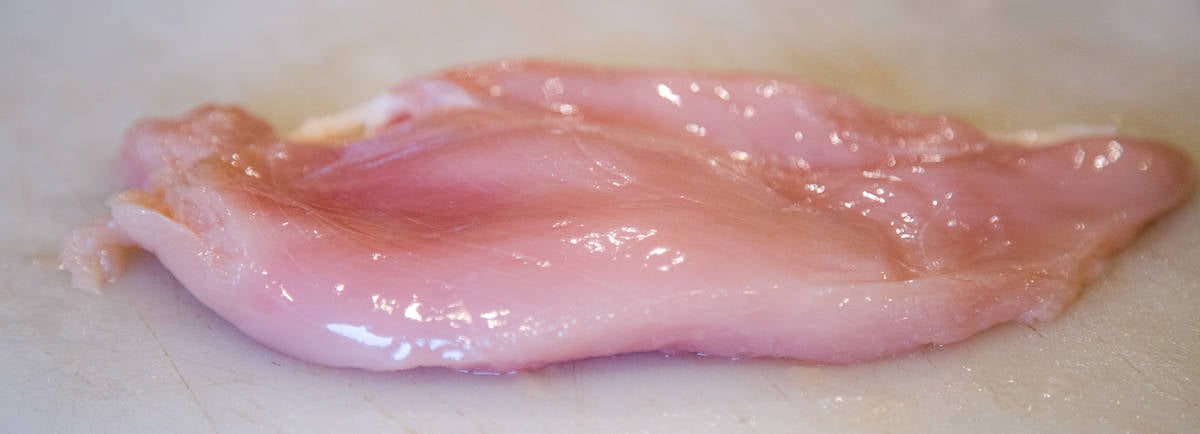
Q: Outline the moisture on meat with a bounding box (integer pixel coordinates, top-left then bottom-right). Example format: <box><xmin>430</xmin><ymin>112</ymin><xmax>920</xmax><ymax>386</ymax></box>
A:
<box><xmin>62</xmin><ymin>60</ymin><xmax>1194</xmax><ymax>371</ymax></box>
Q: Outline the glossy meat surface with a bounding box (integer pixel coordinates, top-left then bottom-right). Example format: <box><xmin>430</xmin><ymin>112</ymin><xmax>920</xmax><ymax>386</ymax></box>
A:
<box><xmin>63</xmin><ymin>60</ymin><xmax>1193</xmax><ymax>371</ymax></box>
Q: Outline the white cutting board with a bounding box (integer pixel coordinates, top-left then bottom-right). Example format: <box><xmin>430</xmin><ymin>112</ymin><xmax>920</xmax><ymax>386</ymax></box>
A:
<box><xmin>2</xmin><ymin>1</ymin><xmax>1197</xmax><ymax>432</ymax></box>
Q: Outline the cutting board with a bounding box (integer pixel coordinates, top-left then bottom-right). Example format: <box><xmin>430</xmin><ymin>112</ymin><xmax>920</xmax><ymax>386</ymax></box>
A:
<box><xmin>2</xmin><ymin>1</ymin><xmax>1197</xmax><ymax>432</ymax></box>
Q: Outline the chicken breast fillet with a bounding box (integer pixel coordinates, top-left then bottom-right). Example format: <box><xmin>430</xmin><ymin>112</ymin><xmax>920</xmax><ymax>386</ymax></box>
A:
<box><xmin>63</xmin><ymin>60</ymin><xmax>1193</xmax><ymax>371</ymax></box>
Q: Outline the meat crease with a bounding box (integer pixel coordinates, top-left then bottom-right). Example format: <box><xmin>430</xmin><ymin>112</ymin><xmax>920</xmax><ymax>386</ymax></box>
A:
<box><xmin>63</xmin><ymin>60</ymin><xmax>1194</xmax><ymax>371</ymax></box>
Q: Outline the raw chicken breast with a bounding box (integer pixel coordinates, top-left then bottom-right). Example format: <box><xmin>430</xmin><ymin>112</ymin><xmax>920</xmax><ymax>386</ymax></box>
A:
<box><xmin>62</xmin><ymin>60</ymin><xmax>1193</xmax><ymax>371</ymax></box>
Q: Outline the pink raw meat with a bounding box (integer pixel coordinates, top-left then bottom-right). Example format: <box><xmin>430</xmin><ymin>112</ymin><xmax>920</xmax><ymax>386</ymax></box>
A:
<box><xmin>62</xmin><ymin>60</ymin><xmax>1193</xmax><ymax>371</ymax></box>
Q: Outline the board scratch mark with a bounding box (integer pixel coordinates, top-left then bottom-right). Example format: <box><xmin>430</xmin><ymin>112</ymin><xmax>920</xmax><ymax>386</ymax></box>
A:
<box><xmin>1118</xmin><ymin>353</ymin><xmax>1197</xmax><ymax>412</ymax></box>
<box><xmin>922</xmin><ymin>353</ymin><xmax>939</xmax><ymax>370</ymax></box>
<box><xmin>1022</xmin><ymin>323</ymin><xmax>1044</xmax><ymax>338</ymax></box>
<box><xmin>570</xmin><ymin>361</ymin><xmax>582</xmax><ymax>412</ymax></box>
<box><xmin>133</xmin><ymin>306</ymin><xmax>221</xmax><ymax>433</ymax></box>
<box><xmin>432</xmin><ymin>391</ymin><xmax>487</xmax><ymax>433</ymax></box>
<box><xmin>765</xmin><ymin>376</ymin><xmax>790</xmax><ymax>401</ymax></box>
<box><xmin>361</xmin><ymin>395</ymin><xmax>418</xmax><ymax>434</ymax></box>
